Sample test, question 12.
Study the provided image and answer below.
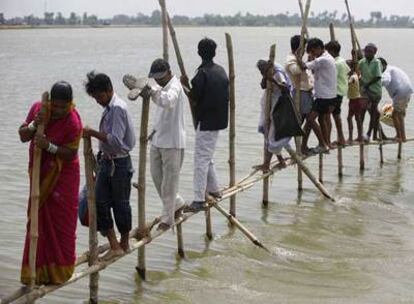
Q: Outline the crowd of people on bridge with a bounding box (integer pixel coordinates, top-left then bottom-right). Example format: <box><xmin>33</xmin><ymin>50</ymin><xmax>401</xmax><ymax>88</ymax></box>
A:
<box><xmin>18</xmin><ymin>34</ymin><xmax>412</xmax><ymax>285</ymax></box>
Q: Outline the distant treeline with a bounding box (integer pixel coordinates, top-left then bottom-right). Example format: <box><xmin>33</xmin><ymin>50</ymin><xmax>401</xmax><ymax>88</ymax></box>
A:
<box><xmin>1</xmin><ymin>10</ymin><xmax>413</xmax><ymax>28</ymax></box>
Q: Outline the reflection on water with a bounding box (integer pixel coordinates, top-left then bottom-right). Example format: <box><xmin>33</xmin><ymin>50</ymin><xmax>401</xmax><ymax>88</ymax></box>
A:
<box><xmin>1</xmin><ymin>27</ymin><xmax>414</xmax><ymax>303</ymax></box>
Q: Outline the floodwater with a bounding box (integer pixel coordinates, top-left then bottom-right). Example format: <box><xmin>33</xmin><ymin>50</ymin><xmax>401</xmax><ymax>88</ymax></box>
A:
<box><xmin>1</xmin><ymin>26</ymin><xmax>414</xmax><ymax>303</ymax></box>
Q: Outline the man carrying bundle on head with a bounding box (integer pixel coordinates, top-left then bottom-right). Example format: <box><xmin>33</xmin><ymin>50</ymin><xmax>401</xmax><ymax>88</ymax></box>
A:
<box><xmin>358</xmin><ymin>43</ymin><xmax>383</xmax><ymax>141</ymax></box>
<box><xmin>378</xmin><ymin>57</ymin><xmax>413</xmax><ymax>143</ymax></box>
<box><xmin>285</xmin><ymin>35</ymin><xmax>329</xmax><ymax>155</ymax></box>
<box><xmin>180</xmin><ymin>37</ymin><xmax>229</xmax><ymax>213</ymax></box>
<box><xmin>140</xmin><ymin>58</ymin><xmax>186</xmax><ymax>231</ymax></box>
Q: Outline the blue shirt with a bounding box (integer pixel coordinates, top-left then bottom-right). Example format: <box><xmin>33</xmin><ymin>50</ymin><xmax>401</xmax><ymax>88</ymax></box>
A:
<box><xmin>99</xmin><ymin>93</ymin><xmax>136</xmax><ymax>155</ymax></box>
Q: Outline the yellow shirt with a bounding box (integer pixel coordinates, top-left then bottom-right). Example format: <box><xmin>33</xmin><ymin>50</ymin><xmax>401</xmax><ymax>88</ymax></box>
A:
<box><xmin>348</xmin><ymin>73</ymin><xmax>361</xmax><ymax>99</ymax></box>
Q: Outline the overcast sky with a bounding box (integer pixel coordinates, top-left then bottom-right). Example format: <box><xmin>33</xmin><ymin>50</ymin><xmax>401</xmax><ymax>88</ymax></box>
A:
<box><xmin>1</xmin><ymin>0</ymin><xmax>413</xmax><ymax>19</ymax></box>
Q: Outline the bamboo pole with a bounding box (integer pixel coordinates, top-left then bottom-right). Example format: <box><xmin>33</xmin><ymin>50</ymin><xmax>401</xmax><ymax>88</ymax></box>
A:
<box><xmin>319</xmin><ymin>153</ymin><xmax>324</xmax><ymax>183</ymax></box>
<box><xmin>378</xmin><ymin>122</ymin><xmax>384</xmax><ymax>165</ymax></box>
<box><xmin>359</xmin><ymin>144</ymin><xmax>365</xmax><ymax>171</ymax></box>
<box><xmin>294</xmin><ymin>0</ymin><xmax>312</xmax><ymax>192</ymax></box>
<box><xmin>158</xmin><ymin>0</ymin><xmax>169</xmax><ymax>62</ymax></box>
<box><xmin>83</xmin><ymin>137</ymin><xmax>99</xmax><ymax>303</ymax></box>
<box><xmin>176</xmin><ymin>220</ymin><xmax>185</xmax><ymax>258</ymax></box>
<box><xmin>28</xmin><ymin>92</ymin><xmax>49</xmax><ymax>288</ymax></box>
<box><xmin>298</xmin><ymin>0</ymin><xmax>309</xmax><ymax>38</ymax></box>
<box><xmin>165</xmin><ymin>13</ymin><xmax>196</xmax><ymax>125</ymax></box>
<box><xmin>345</xmin><ymin>0</ymin><xmax>362</xmax><ymax>58</ymax></box>
<box><xmin>329</xmin><ymin>22</ymin><xmax>336</xmax><ymax>41</ymax></box>
<box><xmin>226</xmin><ymin>33</ymin><xmax>237</xmax><ymax>218</ymax></box>
<box><xmin>205</xmin><ymin>208</ymin><xmax>213</xmax><ymax>240</ymax></box>
<box><xmin>262</xmin><ymin>44</ymin><xmax>276</xmax><ymax>207</ymax></box>
<box><xmin>285</xmin><ymin>146</ymin><xmax>335</xmax><ymax>201</ymax></box>
<box><xmin>136</xmin><ymin>94</ymin><xmax>150</xmax><ymax>280</ymax></box>
<box><xmin>398</xmin><ymin>143</ymin><xmax>402</xmax><ymax>160</ymax></box>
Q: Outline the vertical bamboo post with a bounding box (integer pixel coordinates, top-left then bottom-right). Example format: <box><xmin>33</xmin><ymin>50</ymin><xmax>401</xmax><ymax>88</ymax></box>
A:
<box><xmin>136</xmin><ymin>95</ymin><xmax>150</xmax><ymax>280</ymax></box>
<box><xmin>158</xmin><ymin>0</ymin><xmax>169</xmax><ymax>62</ymax></box>
<box><xmin>262</xmin><ymin>44</ymin><xmax>276</xmax><ymax>207</ymax></box>
<box><xmin>398</xmin><ymin>143</ymin><xmax>402</xmax><ymax>160</ymax></box>
<box><xmin>359</xmin><ymin>143</ymin><xmax>365</xmax><ymax>171</ymax></box>
<box><xmin>226</xmin><ymin>33</ymin><xmax>236</xmax><ymax>217</ymax></box>
<box><xmin>329</xmin><ymin>22</ymin><xmax>336</xmax><ymax>41</ymax></box>
<box><xmin>298</xmin><ymin>0</ymin><xmax>309</xmax><ymax>38</ymax></box>
<box><xmin>378</xmin><ymin>123</ymin><xmax>384</xmax><ymax>165</ymax></box>
<box><xmin>345</xmin><ymin>0</ymin><xmax>362</xmax><ymax>57</ymax></box>
<box><xmin>83</xmin><ymin>137</ymin><xmax>99</xmax><ymax>304</ymax></box>
<box><xmin>28</xmin><ymin>92</ymin><xmax>49</xmax><ymax>288</ymax></box>
<box><xmin>318</xmin><ymin>153</ymin><xmax>323</xmax><ymax>183</ymax></box>
<box><xmin>176</xmin><ymin>221</ymin><xmax>185</xmax><ymax>257</ymax></box>
<box><xmin>205</xmin><ymin>208</ymin><xmax>213</xmax><ymax>240</ymax></box>
<box><xmin>294</xmin><ymin>0</ymin><xmax>312</xmax><ymax>192</ymax></box>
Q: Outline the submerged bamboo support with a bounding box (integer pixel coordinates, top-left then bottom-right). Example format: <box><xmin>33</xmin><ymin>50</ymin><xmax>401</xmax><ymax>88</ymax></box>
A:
<box><xmin>136</xmin><ymin>94</ymin><xmax>150</xmax><ymax>280</ymax></box>
<box><xmin>285</xmin><ymin>146</ymin><xmax>334</xmax><ymax>201</ymax></box>
<box><xmin>337</xmin><ymin>147</ymin><xmax>343</xmax><ymax>177</ymax></box>
<box><xmin>83</xmin><ymin>137</ymin><xmax>99</xmax><ymax>303</ymax></box>
<box><xmin>378</xmin><ymin>123</ymin><xmax>384</xmax><ymax>165</ymax></box>
<box><xmin>211</xmin><ymin>203</ymin><xmax>269</xmax><ymax>252</ymax></box>
<box><xmin>28</xmin><ymin>92</ymin><xmax>49</xmax><ymax>288</ymax></box>
<box><xmin>158</xmin><ymin>0</ymin><xmax>169</xmax><ymax>62</ymax></box>
<box><xmin>176</xmin><ymin>221</ymin><xmax>185</xmax><ymax>258</ymax></box>
<box><xmin>262</xmin><ymin>44</ymin><xmax>276</xmax><ymax>206</ymax></box>
<box><xmin>318</xmin><ymin>153</ymin><xmax>323</xmax><ymax>183</ymax></box>
<box><xmin>165</xmin><ymin>13</ymin><xmax>196</xmax><ymax>125</ymax></box>
<box><xmin>226</xmin><ymin>33</ymin><xmax>237</xmax><ymax>218</ymax></box>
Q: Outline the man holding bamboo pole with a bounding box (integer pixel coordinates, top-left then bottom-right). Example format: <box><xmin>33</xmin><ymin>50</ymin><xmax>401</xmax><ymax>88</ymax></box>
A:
<box><xmin>181</xmin><ymin>38</ymin><xmax>229</xmax><ymax>213</ymax></box>
<box><xmin>142</xmin><ymin>58</ymin><xmax>186</xmax><ymax>231</ymax></box>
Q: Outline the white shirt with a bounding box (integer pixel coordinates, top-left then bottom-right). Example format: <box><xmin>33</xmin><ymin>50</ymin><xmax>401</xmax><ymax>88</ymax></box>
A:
<box><xmin>382</xmin><ymin>65</ymin><xmax>413</xmax><ymax>100</ymax></box>
<box><xmin>150</xmin><ymin>75</ymin><xmax>186</xmax><ymax>149</ymax></box>
<box><xmin>306</xmin><ymin>51</ymin><xmax>337</xmax><ymax>99</ymax></box>
<box><xmin>285</xmin><ymin>53</ymin><xmax>314</xmax><ymax>91</ymax></box>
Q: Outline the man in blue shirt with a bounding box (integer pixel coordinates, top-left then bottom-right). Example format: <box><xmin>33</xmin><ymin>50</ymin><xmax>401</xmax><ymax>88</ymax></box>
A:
<box><xmin>83</xmin><ymin>72</ymin><xmax>136</xmax><ymax>260</ymax></box>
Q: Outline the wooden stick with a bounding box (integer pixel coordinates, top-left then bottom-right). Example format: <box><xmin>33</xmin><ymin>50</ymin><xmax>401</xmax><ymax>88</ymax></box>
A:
<box><xmin>318</xmin><ymin>153</ymin><xmax>323</xmax><ymax>183</ymax></box>
<box><xmin>165</xmin><ymin>13</ymin><xmax>196</xmax><ymax>126</ymax></box>
<box><xmin>28</xmin><ymin>92</ymin><xmax>49</xmax><ymax>287</ymax></box>
<box><xmin>136</xmin><ymin>94</ymin><xmax>150</xmax><ymax>280</ymax></box>
<box><xmin>225</xmin><ymin>33</ymin><xmax>237</xmax><ymax>218</ymax></box>
<box><xmin>262</xmin><ymin>44</ymin><xmax>276</xmax><ymax>206</ymax></box>
<box><xmin>298</xmin><ymin>0</ymin><xmax>309</xmax><ymax>38</ymax></box>
<box><xmin>398</xmin><ymin>143</ymin><xmax>402</xmax><ymax>160</ymax></box>
<box><xmin>285</xmin><ymin>146</ymin><xmax>335</xmax><ymax>201</ymax></box>
<box><xmin>205</xmin><ymin>209</ymin><xmax>213</xmax><ymax>240</ymax></box>
<box><xmin>176</xmin><ymin>220</ymin><xmax>185</xmax><ymax>258</ymax></box>
<box><xmin>294</xmin><ymin>0</ymin><xmax>312</xmax><ymax>191</ymax></box>
<box><xmin>359</xmin><ymin>143</ymin><xmax>365</xmax><ymax>171</ymax></box>
<box><xmin>329</xmin><ymin>22</ymin><xmax>336</xmax><ymax>41</ymax></box>
<box><xmin>378</xmin><ymin>122</ymin><xmax>384</xmax><ymax>165</ymax></box>
<box><xmin>83</xmin><ymin>137</ymin><xmax>99</xmax><ymax>303</ymax></box>
<box><xmin>337</xmin><ymin>146</ymin><xmax>343</xmax><ymax>178</ymax></box>
<box><xmin>345</xmin><ymin>0</ymin><xmax>362</xmax><ymax>60</ymax></box>
<box><xmin>158</xmin><ymin>0</ymin><xmax>169</xmax><ymax>62</ymax></box>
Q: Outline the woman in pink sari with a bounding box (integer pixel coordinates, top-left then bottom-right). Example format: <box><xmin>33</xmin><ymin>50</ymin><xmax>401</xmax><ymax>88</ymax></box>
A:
<box><xmin>18</xmin><ymin>81</ymin><xmax>83</xmax><ymax>285</ymax></box>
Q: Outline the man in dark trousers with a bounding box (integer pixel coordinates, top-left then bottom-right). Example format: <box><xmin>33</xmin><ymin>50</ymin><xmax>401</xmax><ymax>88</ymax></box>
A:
<box><xmin>181</xmin><ymin>37</ymin><xmax>229</xmax><ymax>212</ymax></box>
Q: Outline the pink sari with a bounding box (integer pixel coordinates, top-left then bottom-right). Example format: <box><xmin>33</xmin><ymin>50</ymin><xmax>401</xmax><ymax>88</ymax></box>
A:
<box><xmin>21</xmin><ymin>101</ymin><xmax>82</xmax><ymax>285</ymax></box>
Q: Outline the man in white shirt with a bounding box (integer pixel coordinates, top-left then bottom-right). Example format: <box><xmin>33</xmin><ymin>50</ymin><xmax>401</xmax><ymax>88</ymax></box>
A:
<box><xmin>304</xmin><ymin>38</ymin><xmax>337</xmax><ymax>150</ymax></box>
<box><xmin>145</xmin><ymin>59</ymin><xmax>186</xmax><ymax>231</ymax></box>
<box><xmin>379</xmin><ymin>57</ymin><xmax>413</xmax><ymax>142</ymax></box>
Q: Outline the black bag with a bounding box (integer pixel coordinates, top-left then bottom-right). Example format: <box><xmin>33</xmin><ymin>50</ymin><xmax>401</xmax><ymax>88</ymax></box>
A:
<box><xmin>272</xmin><ymin>91</ymin><xmax>304</xmax><ymax>141</ymax></box>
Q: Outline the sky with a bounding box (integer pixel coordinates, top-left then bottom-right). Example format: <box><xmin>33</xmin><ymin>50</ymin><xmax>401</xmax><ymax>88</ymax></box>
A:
<box><xmin>1</xmin><ymin>0</ymin><xmax>413</xmax><ymax>19</ymax></box>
